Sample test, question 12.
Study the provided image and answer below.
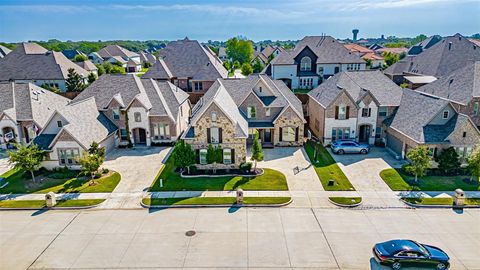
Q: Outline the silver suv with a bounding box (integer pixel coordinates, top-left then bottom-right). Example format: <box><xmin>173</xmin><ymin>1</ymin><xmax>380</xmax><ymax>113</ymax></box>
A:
<box><xmin>331</xmin><ymin>140</ymin><xmax>370</xmax><ymax>154</ymax></box>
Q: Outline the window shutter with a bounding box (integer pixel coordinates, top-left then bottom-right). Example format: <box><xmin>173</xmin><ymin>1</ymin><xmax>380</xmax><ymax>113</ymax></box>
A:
<box><xmin>346</xmin><ymin>106</ymin><xmax>350</xmax><ymax>119</ymax></box>
<box><xmin>295</xmin><ymin>127</ymin><xmax>299</xmax><ymax>141</ymax></box>
<box><xmin>231</xmin><ymin>149</ymin><xmax>235</xmax><ymax>164</ymax></box>
<box><xmin>196</xmin><ymin>149</ymin><xmax>200</xmax><ymax>164</ymax></box>
<box><xmin>207</xmin><ymin>128</ymin><xmax>211</xmax><ymax>143</ymax></box>
<box><xmin>279</xmin><ymin>127</ymin><xmax>283</xmax><ymax>141</ymax></box>
<box><xmin>335</xmin><ymin>106</ymin><xmax>339</xmax><ymax>119</ymax></box>
<box><xmin>368</xmin><ymin>108</ymin><xmax>371</xmax><ymax>117</ymax></box>
<box><xmin>219</xmin><ymin>128</ymin><xmax>223</xmax><ymax>143</ymax></box>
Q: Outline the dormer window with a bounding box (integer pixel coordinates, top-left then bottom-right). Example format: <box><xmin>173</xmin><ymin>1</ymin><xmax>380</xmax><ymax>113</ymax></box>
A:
<box><xmin>57</xmin><ymin>121</ymin><xmax>62</xmax><ymax>128</ymax></box>
<box><xmin>211</xmin><ymin>112</ymin><xmax>217</xmax><ymax>122</ymax></box>
<box><xmin>259</xmin><ymin>86</ymin><xmax>262</xmax><ymax>92</ymax></box>
<box><xmin>300</xmin><ymin>56</ymin><xmax>312</xmax><ymax>71</ymax></box>
<box><xmin>442</xmin><ymin>110</ymin><xmax>449</xmax><ymax>119</ymax></box>
<box><xmin>113</xmin><ymin>109</ymin><xmax>120</xmax><ymax>120</ymax></box>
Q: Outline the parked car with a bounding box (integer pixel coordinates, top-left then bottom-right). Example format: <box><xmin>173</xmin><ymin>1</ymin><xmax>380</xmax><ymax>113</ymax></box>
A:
<box><xmin>331</xmin><ymin>140</ymin><xmax>369</xmax><ymax>154</ymax></box>
<box><xmin>373</xmin><ymin>239</ymin><xmax>450</xmax><ymax>270</ymax></box>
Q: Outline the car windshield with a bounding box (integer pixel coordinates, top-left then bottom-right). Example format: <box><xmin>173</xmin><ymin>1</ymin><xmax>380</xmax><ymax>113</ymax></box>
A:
<box><xmin>383</xmin><ymin>240</ymin><xmax>430</xmax><ymax>256</ymax></box>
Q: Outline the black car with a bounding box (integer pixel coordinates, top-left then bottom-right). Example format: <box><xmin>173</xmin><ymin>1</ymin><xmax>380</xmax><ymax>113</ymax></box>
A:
<box><xmin>373</xmin><ymin>239</ymin><xmax>449</xmax><ymax>269</ymax></box>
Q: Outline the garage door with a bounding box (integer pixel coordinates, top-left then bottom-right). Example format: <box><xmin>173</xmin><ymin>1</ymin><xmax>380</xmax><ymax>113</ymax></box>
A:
<box><xmin>386</xmin><ymin>132</ymin><xmax>403</xmax><ymax>157</ymax></box>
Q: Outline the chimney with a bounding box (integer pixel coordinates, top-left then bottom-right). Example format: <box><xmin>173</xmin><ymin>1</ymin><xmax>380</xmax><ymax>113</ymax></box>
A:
<box><xmin>448</xmin><ymin>42</ymin><xmax>452</xmax><ymax>50</ymax></box>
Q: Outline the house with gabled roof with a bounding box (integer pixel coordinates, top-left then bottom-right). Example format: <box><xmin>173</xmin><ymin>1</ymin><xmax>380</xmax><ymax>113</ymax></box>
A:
<box><xmin>143</xmin><ymin>38</ymin><xmax>228</xmax><ymax>103</ymax></box>
<box><xmin>265</xmin><ymin>36</ymin><xmax>366</xmax><ymax>90</ymax></box>
<box><xmin>182</xmin><ymin>74</ymin><xmax>305</xmax><ymax>169</ymax></box>
<box><xmin>344</xmin><ymin>43</ymin><xmax>385</xmax><ymax>69</ymax></box>
<box><xmin>139</xmin><ymin>51</ymin><xmax>157</xmax><ymax>65</ymax></box>
<box><xmin>0</xmin><ymin>43</ymin><xmax>90</xmax><ymax>92</ymax></box>
<box><xmin>75</xmin><ymin>60</ymin><xmax>98</xmax><ymax>75</ymax></box>
<box><xmin>72</xmin><ymin>74</ymin><xmax>191</xmax><ymax>146</ymax></box>
<box><xmin>416</xmin><ymin>61</ymin><xmax>480</xmax><ymax>128</ymax></box>
<box><xmin>251</xmin><ymin>45</ymin><xmax>286</xmax><ymax>66</ymax></box>
<box><xmin>98</xmin><ymin>45</ymin><xmax>140</xmax><ymax>62</ymax></box>
<box><xmin>33</xmin><ymin>97</ymin><xmax>118</xmax><ymax>169</ymax></box>
<box><xmin>0</xmin><ymin>82</ymin><xmax>70</xmax><ymax>149</ymax></box>
<box><xmin>307</xmin><ymin>70</ymin><xmax>403</xmax><ymax>144</ymax></box>
<box><xmin>0</xmin><ymin>45</ymin><xmax>12</xmax><ymax>58</ymax></box>
<box><xmin>384</xmin><ymin>90</ymin><xmax>480</xmax><ymax>162</ymax></box>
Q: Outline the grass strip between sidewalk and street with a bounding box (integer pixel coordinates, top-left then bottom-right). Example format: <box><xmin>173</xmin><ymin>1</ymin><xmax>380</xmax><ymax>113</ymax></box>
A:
<box><xmin>328</xmin><ymin>197</ymin><xmax>362</xmax><ymax>205</ymax></box>
<box><xmin>402</xmin><ymin>197</ymin><xmax>480</xmax><ymax>206</ymax></box>
<box><xmin>142</xmin><ymin>197</ymin><xmax>291</xmax><ymax>206</ymax></box>
<box><xmin>304</xmin><ymin>141</ymin><xmax>355</xmax><ymax>191</ymax></box>
<box><xmin>0</xmin><ymin>199</ymin><xmax>105</xmax><ymax>209</ymax></box>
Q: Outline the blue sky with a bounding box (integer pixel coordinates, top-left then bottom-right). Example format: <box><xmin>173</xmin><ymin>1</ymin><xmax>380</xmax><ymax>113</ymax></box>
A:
<box><xmin>0</xmin><ymin>0</ymin><xmax>479</xmax><ymax>42</ymax></box>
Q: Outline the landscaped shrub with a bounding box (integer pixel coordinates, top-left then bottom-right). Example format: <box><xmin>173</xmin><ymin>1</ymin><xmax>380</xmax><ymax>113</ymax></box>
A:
<box><xmin>240</xmin><ymin>162</ymin><xmax>253</xmax><ymax>172</ymax></box>
<box><xmin>94</xmin><ymin>172</ymin><xmax>102</xmax><ymax>179</ymax></box>
<box><xmin>47</xmin><ymin>168</ymin><xmax>80</xmax><ymax>179</ymax></box>
<box><xmin>102</xmin><ymin>168</ymin><xmax>109</xmax><ymax>174</ymax></box>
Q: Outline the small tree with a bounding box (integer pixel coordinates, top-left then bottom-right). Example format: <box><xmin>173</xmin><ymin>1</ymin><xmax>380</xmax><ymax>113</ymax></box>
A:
<box><xmin>252</xmin><ymin>59</ymin><xmax>264</xmax><ymax>73</ymax></box>
<box><xmin>96</xmin><ymin>64</ymin><xmax>105</xmax><ymax>76</ymax></box>
<box><xmin>65</xmin><ymin>68</ymin><xmax>86</xmax><ymax>92</ymax></box>
<box><xmin>172</xmin><ymin>140</ymin><xmax>196</xmax><ymax>173</ymax></box>
<box><xmin>88</xmin><ymin>141</ymin><xmax>105</xmax><ymax>162</ymax></box>
<box><xmin>250</xmin><ymin>131</ymin><xmax>264</xmax><ymax>172</ymax></box>
<box><xmin>404</xmin><ymin>146</ymin><xmax>431</xmax><ymax>183</ymax></box>
<box><xmin>206</xmin><ymin>144</ymin><xmax>222</xmax><ymax>174</ymax></box>
<box><xmin>467</xmin><ymin>146</ymin><xmax>480</xmax><ymax>183</ymax></box>
<box><xmin>8</xmin><ymin>144</ymin><xmax>44</xmax><ymax>183</ymax></box>
<box><xmin>241</xmin><ymin>63</ymin><xmax>253</xmax><ymax>76</ymax></box>
<box><xmin>87</xmin><ymin>72</ymin><xmax>97</xmax><ymax>84</ymax></box>
<box><xmin>74</xmin><ymin>54</ymin><xmax>87</xmax><ymax>62</ymax></box>
<box><xmin>78</xmin><ymin>152</ymin><xmax>102</xmax><ymax>182</ymax></box>
<box><xmin>382</xmin><ymin>51</ymin><xmax>399</xmax><ymax>67</ymax></box>
<box><xmin>233</xmin><ymin>60</ymin><xmax>241</xmax><ymax>70</ymax></box>
<box><xmin>435</xmin><ymin>147</ymin><xmax>460</xmax><ymax>175</ymax></box>
<box><xmin>142</xmin><ymin>62</ymin><xmax>152</xmax><ymax>68</ymax></box>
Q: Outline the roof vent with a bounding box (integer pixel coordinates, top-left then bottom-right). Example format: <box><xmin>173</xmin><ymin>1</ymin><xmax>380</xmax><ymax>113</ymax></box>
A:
<box><xmin>449</xmin><ymin>79</ymin><xmax>454</xmax><ymax>84</ymax></box>
<box><xmin>448</xmin><ymin>42</ymin><xmax>452</xmax><ymax>50</ymax></box>
<box><xmin>474</xmin><ymin>45</ymin><xmax>477</xmax><ymax>50</ymax></box>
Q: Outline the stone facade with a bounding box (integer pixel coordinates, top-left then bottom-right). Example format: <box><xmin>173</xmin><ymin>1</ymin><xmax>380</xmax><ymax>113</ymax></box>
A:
<box><xmin>274</xmin><ymin>107</ymin><xmax>304</xmax><ymax>146</ymax></box>
<box><xmin>452</xmin><ymin>98</ymin><xmax>480</xmax><ymax>128</ymax></box>
<box><xmin>325</xmin><ymin>91</ymin><xmax>358</xmax><ymax>118</ymax></box>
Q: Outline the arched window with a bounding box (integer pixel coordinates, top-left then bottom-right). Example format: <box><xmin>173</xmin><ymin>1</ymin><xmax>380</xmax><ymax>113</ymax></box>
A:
<box><xmin>300</xmin><ymin>57</ymin><xmax>312</xmax><ymax>71</ymax></box>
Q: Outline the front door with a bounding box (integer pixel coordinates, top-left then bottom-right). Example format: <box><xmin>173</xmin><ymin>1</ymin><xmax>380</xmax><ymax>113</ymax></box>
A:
<box><xmin>263</xmin><ymin>129</ymin><xmax>272</xmax><ymax>143</ymax></box>
<box><xmin>359</xmin><ymin>125</ymin><xmax>370</xmax><ymax>143</ymax></box>
<box><xmin>138</xmin><ymin>128</ymin><xmax>146</xmax><ymax>144</ymax></box>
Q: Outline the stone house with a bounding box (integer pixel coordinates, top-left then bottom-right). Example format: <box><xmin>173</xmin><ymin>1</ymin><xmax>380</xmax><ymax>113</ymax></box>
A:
<box><xmin>182</xmin><ymin>74</ymin><xmax>305</xmax><ymax>169</ymax></box>
<box><xmin>0</xmin><ymin>82</ymin><xmax>69</xmax><ymax>150</ymax></box>
<box><xmin>307</xmin><ymin>70</ymin><xmax>403</xmax><ymax>145</ymax></box>
<box><xmin>265</xmin><ymin>36</ymin><xmax>366</xmax><ymax>90</ymax></box>
<box><xmin>72</xmin><ymin>74</ymin><xmax>191</xmax><ymax>147</ymax></box>
<box><xmin>384</xmin><ymin>90</ymin><xmax>480</xmax><ymax>163</ymax></box>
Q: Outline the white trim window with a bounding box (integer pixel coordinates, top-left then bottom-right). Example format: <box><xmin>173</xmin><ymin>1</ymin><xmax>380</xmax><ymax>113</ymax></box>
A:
<box><xmin>442</xmin><ymin>110</ymin><xmax>449</xmax><ymax>119</ymax></box>
<box><xmin>211</xmin><ymin>112</ymin><xmax>217</xmax><ymax>122</ymax></box>
<box><xmin>338</xmin><ymin>105</ymin><xmax>347</xmax><ymax>120</ymax></box>
<box><xmin>120</xmin><ymin>129</ymin><xmax>128</xmax><ymax>140</ymax></box>
<box><xmin>57</xmin><ymin>121</ymin><xmax>62</xmax><ymax>127</ymax></box>
<box><xmin>194</xmin><ymin>82</ymin><xmax>203</xmax><ymax>91</ymax></box>
<box><xmin>378</xmin><ymin>107</ymin><xmax>388</xmax><ymax>117</ymax></box>
<box><xmin>223</xmin><ymin>149</ymin><xmax>232</xmax><ymax>164</ymax></box>
<box><xmin>247</xmin><ymin>106</ymin><xmax>256</xmax><ymax>118</ymax></box>
<box><xmin>58</xmin><ymin>148</ymin><xmax>80</xmax><ymax>165</ymax></box>
<box><xmin>300</xmin><ymin>56</ymin><xmax>312</xmax><ymax>71</ymax></box>
<box><xmin>134</xmin><ymin>112</ymin><xmax>141</xmax><ymax>122</ymax></box>
<box><xmin>153</xmin><ymin>123</ymin><xmax>170</xmax><ymax>140</ymax></box>
<box><xmin>113</xmin><ymin>109</ymin><xmax>120</xmax><ymax>120</ymax></box>
<box><xmin>199</xmin><ymin>149</ymin><xmax>207</xmax><ymax>165</ymax></box>
<box><xmin>362</xmin><ymin>108</ymin><xmax>372</xmax><ymax>117</ymax></box>
<box><xmin>282</xmin><ymin>127</ymin><xmax>296</xmax><ymax>142</ymax></box>
<box><xmin>210</xmin><ymin>127</ymin><xmax>219</xmax><ymax>143</ymax></box>
<box><xmin>265</xmin><ymin>108</ymin><xmax>271</xmax><ymax>117</ymax></box>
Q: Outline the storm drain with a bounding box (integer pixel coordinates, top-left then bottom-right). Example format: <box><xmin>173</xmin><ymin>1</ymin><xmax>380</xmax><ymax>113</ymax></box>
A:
<box><xmin>185</xmin><ymin>230</ymin><xmax>196</xmax><ymax>237</ymax></box>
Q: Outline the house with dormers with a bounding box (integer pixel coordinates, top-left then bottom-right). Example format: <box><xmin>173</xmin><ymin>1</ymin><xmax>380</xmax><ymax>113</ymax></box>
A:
<box><xmin>182</xmin><ymin>74</ymin><xmax>305</xmax><ymax>169</ymax></box>
<box><xmin>72</xmin><ymin>74</ymin><xmax>191</xmax><ymax>147</ymax></box>
<box><xmin>265</xmin><ymin>36</ymin><xmax>366</xmax><ymax>90</ymax></box>
<box><xmin>307</xmin><ymin>70</ymin><xmax>403</xmax><ymax>145</ymax></box>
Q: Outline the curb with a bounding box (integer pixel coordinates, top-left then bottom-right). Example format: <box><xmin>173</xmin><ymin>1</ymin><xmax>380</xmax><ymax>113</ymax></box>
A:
<box><xmin>328</xmin><ymin>197</ymin><xmax>363</xmax><ymax>208</ymax></box>
<box><xmin>140</xmin><ymin>198</ymin><xmax>292</xmax><ymax>209</ymax></box>
<box><xmin>401</xmin><ymin>199</ymin><xmax>480</xmax><ymax>209</ymax></box>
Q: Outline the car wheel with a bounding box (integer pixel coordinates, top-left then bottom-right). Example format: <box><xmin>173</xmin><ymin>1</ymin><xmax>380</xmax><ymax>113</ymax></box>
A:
<box><xmin>360</xmin><ymin>149</ymin><xmax>367</xmax><ymax>154</ymax></box>
<box><xmin>391</xmin><ymin>262</ymin><xmax>402</xmax><ymax>270</ymax></box>
<box><xmin>436</xmin><ymin>263</ymin><xmax>447</xmax><ymax>270</ymax></box>
<box><xmin>337</xmin><ymin>149</ymin><xmax>344</xmax><ymax>155</ymax></box>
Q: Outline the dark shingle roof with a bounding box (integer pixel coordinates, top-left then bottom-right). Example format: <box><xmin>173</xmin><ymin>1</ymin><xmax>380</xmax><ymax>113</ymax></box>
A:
<box><xmin>271</xmin><ymin>36</ymin><xmax>365</xmax><ymax>65</ymax></box>
<box><xmin>416</xmin><ymin>61</ymin><xmax>479</xmax><ymax>106</ymax></box>
<box><xmin>32</xmin><ymin>134</ymin><xmax>56</xmax><ymax>150</ymax></box>
<box><xmin>143</xmin><ymin>39</ymin><xmax>228</xmax><ymax>81</ymax></box>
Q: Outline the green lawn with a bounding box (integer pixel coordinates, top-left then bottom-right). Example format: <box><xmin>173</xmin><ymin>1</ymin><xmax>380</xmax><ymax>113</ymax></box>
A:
<box><xmin>304</xmin><ymin>141</ymin><xmax>355</xmax><ymax>191</ymax></box>
<box><xmin>329</xmin><ymin>197</ymin><xmax>362</xmax><ymax>205</ymax></box>
<box><xmin>0</xmin><ymin>199</ymin><xmax>105</xmax><ymax>208</ymax></box>
<box><xmin>142</xmin><ymin>197</ymin><xmax>291</xmax><ymax>206</ymax></box>
<box><xmin>0</xmin><ymin>169</ymin><xmax>121</xmax><ymax>194</ymax></box>
<box><xmin>148</xmin><ymin>160</ymin><xmax>288</xmax><ymax>191</ymax></box>
<box><xmin>380</xmin><ymin>168</ymin><xmax>479</xmax><ymax>191</ymax></box>
<box><xmin>402</xmin><ymin>197</ymin><xmax>480</xmax><ymax>206</ymax></box>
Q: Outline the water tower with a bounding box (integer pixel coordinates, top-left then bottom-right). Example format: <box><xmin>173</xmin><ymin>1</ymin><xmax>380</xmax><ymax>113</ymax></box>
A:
<box><xmin>352</xmin><ymin>29</ymin><xmax>359</xmax><ymax>42</ymax></box>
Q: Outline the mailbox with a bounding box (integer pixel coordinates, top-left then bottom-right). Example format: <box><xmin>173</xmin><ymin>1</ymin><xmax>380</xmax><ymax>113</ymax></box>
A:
<box><xmin>454</xmin><ymin>188</ymin><xmax>465</xmax><ymax>206</ymax></box>
<box><xmin>45</xmin><ymin>192</ymin><xmax>56</xmax><ymax>208</ymax></box>
<box><xmin>236</xmin><ymin>188</ymin><xmax>244</xmax><ymax>204</ymax></box>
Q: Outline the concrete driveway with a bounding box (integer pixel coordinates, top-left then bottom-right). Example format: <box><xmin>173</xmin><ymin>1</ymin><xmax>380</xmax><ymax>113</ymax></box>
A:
<box><xmin>100</xmin><ymin>146</ymin><xmax>171</xmax><ymax>209</ymax></box>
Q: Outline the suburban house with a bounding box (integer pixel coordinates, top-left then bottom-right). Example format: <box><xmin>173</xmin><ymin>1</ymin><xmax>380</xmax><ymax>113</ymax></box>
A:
<box><xmin>139</xmin><ymin>51</ymin><xmax>157</xmax><ymax>65</ymax></box>
<box><xmin>416</xmin><ymin>61</ymin><xmax>480</xmax><ymax>128</ymax></box>
<box><xmin>344</xmin><ymin>43</ymin><xmax>385</xmax><ymax>69</ymax></box>
<box><xmin>97</xmin><ymin>45</ymin><xmax>141</xmax><ymax>72</ymax></box>
<box><xmin>0</xmin><ymin>43</ymin><xmax>90</xmax><ymax>92</ymax></box>
<box><xmin>106</xmin><ymin>56</ymin><xmax>127</xmax><ymax>68</ymax></box>
<box><xmin>408</xmin><ymin>35</ymin><xmax>442</xmax><ymax>55</ymax></box>
<box><xmin>33</xmin><ymin>97</ymin><xmax>118</xmax><ymax>170</ymax></box>
<box><xmin>307</xmin><ymin>70</ymin><xmax>403</xmax><ymax>145</ymax></box>
<box><xmin>251</xmin><ymin>45</ymin><xmax>286</xmax><ymax>66</ymax></box>
<box><xmin>88</xmin><ymin>52</ymin><xmax>104</xmax><ymax>64</ymax></box>
<box><xmin>0</xmin><ymin>45</ymin><xmax>12</xmax><ymax>58</ymax></box>
<box><xmin>72</xmin><ymin>74</ymin><xmax>191</xmax><ymax>146</ymax></box>
<box><xmin>143</xmin><ymin>38</ymin><xmax>228</xmax><ymax>103</ymax></box>
<box><xmin>75</xmin><ymin>60</ymin><xmax>98</xmax><ymax>76</ymax></box>
<box><xmin>0</xmin><ymin>82</ymin><xmax>69</xmax><ymax>149</ymax></box>
<box><xmin>126</xmin><ymin>58</ymin><xmax>142</xmax><ymax>73</ymax></box>
<box><xmin>384</xmin><ymin>34</ymin><xmax>480</xmax><ymax>85</ymax></box>
<box><xmin>218</xmin><ymin>47</ymin><xmax>228</xmax><ymax>61</ymax></box>
<box><xmin>375</xmin><ymin>47</ymin><xmax>408</xmax><ymax>56</ymax></box>
<box><xmin>62</xmin><ymin>49</ymin><xmax>87</xmax><ymax>60</ymax></box>
<box><xmin>265</xmin><ymin>36</ymin><xmax>366</xmax><ymax>90</ymax></box>
<box><xmin>182</xmin><ymin>74</ymin><xmax>306</xmax><ymax>169</ymax></box>
<box><xmin>384</xmin><ymin>90</ymin><xmax>480</xmax><ymax>163</ymax></box>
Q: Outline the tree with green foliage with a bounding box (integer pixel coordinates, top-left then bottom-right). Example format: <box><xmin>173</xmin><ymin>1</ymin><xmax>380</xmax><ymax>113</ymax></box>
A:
<box><xmin>206</xmin><ymin>144</ymin><xmax>223</xmax><ymax>174</ymax></box>
<box><xmin>226</xmin><ymin>37</ymin><xmax>254</xmax><ymax>64</ymax></box>
<box><xmin>241</xmin><ymin>63</ymin><xmax>253</xmax><ymax>76</ymax></box>
<box><xmin>102</xmin><ymin>62</ymin><xmax>125</xmax><ymax>74</ymax></box>
<box><xmin>96</xmin><ymin>64</ymin><xmax>105</xmax><ymax>76</ymax></box>
<box><xmin>404</xmin><ymin>146</ymin><xmax>431</xmax><ymax>183</ymax></box>
<box><xmin>233</xmin><ymin>60</ymin><xmax>241</xmax><ymax>70</ymax></box>
<box><xmin>172</xmin><ymin>140</ymin><xmax>196</xmax><ymax>173</ymax></box>
<box><xmin>382</xmin><ymin>51</ymin><xmax>399</xmax><ymax>67</ymax></box>
<box><xmin>87</xmin><ymin>72</ymin><xmax>97</xmax><ymax>84</ymax></box>
<box><xmin>8</xmin><ymin>144</ymin><xmax>44</xmax><ymax>183</ymax></box>
<box><xmin>223</xmin><ymin>60</ymin><xmax>231</xmax><ymax>71</ymax></box>
<box><xmin>364</xmin><ymin>58</ymin><xmax>372</xmax><ymax>68</ymax></box>
<box><xmin>252</xmin><ymin>59</ymin><xmax>264</xmax><ymax>73</ymax></box>
<box><xmin>88</xmin><ymin>142</ymin><xmax>105</xmax><ymax>161</ymax></box>
<box><xmin>142</xmin><ymin>62</ymin><xmax>152</xmax><ymax>69</ymax></box>
<box><xmin>65</xmin><ymin>68</ymin><xmax>86</xmax><ymax>92</ymax></box>
<box><xmin>435</xmin><ymin>147</ymin><xmax>460</xmax><ymax>175</ymax></box>
<box><xmin>410</xmin><ymin>34</ymin><xmax>428</xmax><ymax>46</ymax></box>
<box><xmin>250</xmin><ymin>131</ymin><xmax>264</xmax><ymax>172</ymax></box>
<box><xmin>467</xmin><ymin>146</ymin><xmax>480</xmax><ymax>183</ymax></box>
<box><xmin>40</xmin><ymin>84</ymin><xmax>61</xmax><ymax>94</ymax></box>
<box><xmin>79</xmin><ymin>142</ymin><xmax>105</xmax><ymax>182</ymax></box>
<box><xmin>73</xmin><ymin>54</ymin><xmax>88</xmax><ymax>62</ymax></box>
<box><xmin>399</xmin><ymin>83</ymin><xmax>409</xmax><ymax>89</ymax></box>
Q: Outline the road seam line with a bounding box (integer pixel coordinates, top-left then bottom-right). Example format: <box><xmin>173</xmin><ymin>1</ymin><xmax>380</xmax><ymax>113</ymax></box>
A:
<box><xmin>310</xmin><ymin>208</ymin><xmax>341</xmax><ymax>269</ymax></box>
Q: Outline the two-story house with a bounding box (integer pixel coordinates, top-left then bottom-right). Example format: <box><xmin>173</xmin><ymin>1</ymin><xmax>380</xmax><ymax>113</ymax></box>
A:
<box><xmin>307</xmin><ymin>70</ymin><xmax>403</xmax><ymax>145</ymax></box>
<box><xmin>97</xmin><ymin>45</ymin><xmax>141</xmax><ymax>73</ymax></box>
<box><xmin>265</xmin><ymin>36</ymin><xmax>366</xmax><ymax>90</ymax></box>
<box><xmin>72</xmin><ymin>74</ymin><xmax>191</xmax><ymax>147</ymax></box>
<box><xmin>0</xmin><ymin>43</ymin><xmax>90</xmax><ymax>92</ymax></box>
<box><xmin>0</xmin><ymin>82</ymin><xmax>70</xmax><ymax>149</ymax></box>
<box><xmin>182</xmin><ymin>74</ymin><xmax>305</xmax><ymax>169</ymax></box>
<box><xmin>384</xmin><ymin>90</ymin><xmax>480</xmax><ymax>162</ymax></box>
<box><xmin>416</xmin><ymin>61</ymin><xmax>480</xmax><ymax>129</ymax></box>
<box><xmin>143</xmin><ymin>38</ymin><xmax>228</xmax><ymax>104</ymax></box>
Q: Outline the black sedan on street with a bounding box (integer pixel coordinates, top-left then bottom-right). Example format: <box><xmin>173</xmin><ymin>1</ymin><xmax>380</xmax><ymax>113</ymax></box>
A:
<box><xmin>373</xmin><ymin>239</ymin><xmax>449</xmax><ymax>269</ymax></box>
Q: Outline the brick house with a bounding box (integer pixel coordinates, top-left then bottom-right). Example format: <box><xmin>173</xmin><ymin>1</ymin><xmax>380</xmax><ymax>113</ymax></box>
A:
<box><xmin>182</xmin><ymin>74</ymin><xmax>305</xmax><ymax>169</ymax></box>
<box><xmin>72</xmin><ymin>74</ymin><xmax>191</xmax><ymax>147</ymax></box>
<box><xmin>307</xmin><ymin>70</ymin><xmax>403</xmax><ymax>145</ymax></box>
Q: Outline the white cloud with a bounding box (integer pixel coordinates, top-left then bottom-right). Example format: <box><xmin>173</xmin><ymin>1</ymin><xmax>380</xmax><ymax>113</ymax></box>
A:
<box><xmin>1</xmin><ymin>4</ymin><xmax>95</xmax><ymax>13</ymax></box>
<box><xmin>329</xmin><ymin>0</ymin><xmax>479</xmax><ymax>11</ymax></box>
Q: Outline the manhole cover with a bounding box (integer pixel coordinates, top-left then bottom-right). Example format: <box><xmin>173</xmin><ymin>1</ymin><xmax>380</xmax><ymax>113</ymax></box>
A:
<box><xmin>185</xmin><ymin>230</ymin><xmax>196</xmax><ymax>237</ymax></box>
